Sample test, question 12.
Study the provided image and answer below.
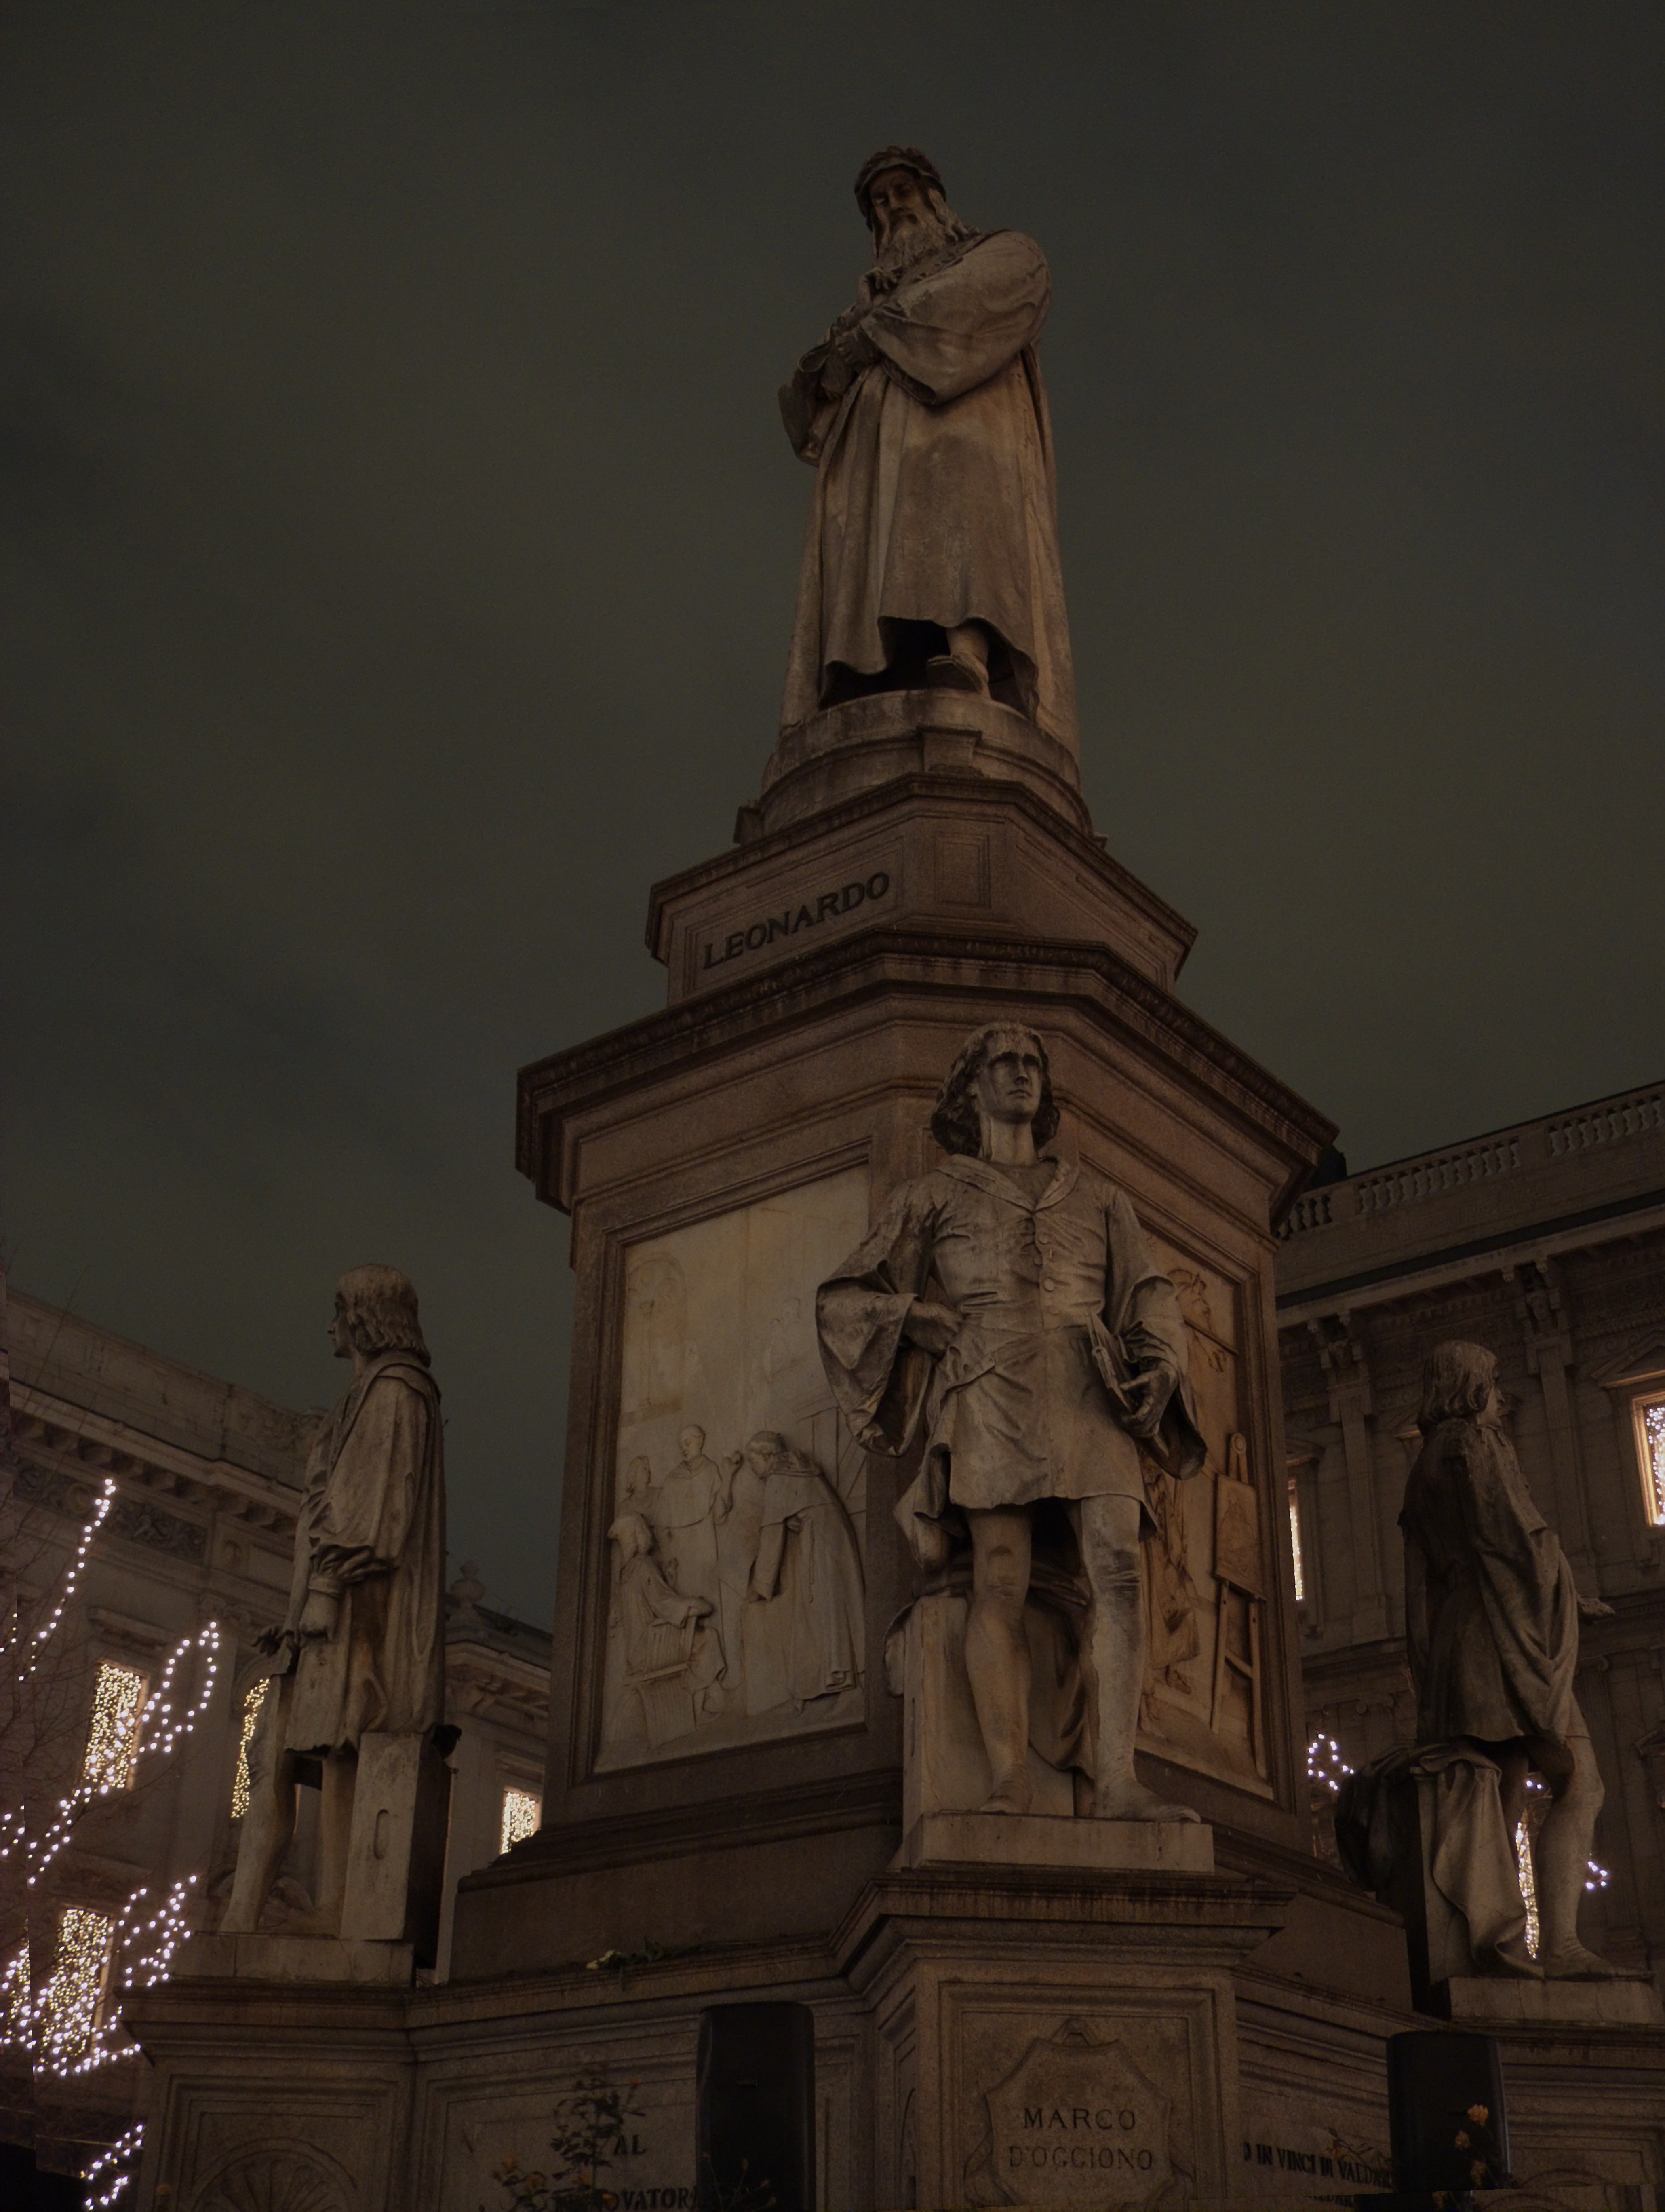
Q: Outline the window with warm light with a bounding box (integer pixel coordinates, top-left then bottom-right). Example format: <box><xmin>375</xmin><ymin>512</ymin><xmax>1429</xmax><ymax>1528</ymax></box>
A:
<box><xmin>1288</xmin><ymin>1477</ymin><xmax>1305</xmax><ymax>1602</ymax></box>
<box><xmin>38</xmin><ymin>1906</ymin><xmax>113</xmax><ymax>2062</ymax></box>
<box><xmin>230</xmin><ymin>1678</ymin><xmax>270</xmax><ymax>1819</ymax></box>
<box><xmin>500</xmin><ymin>1784</ymin><xmax>541</xmax><ymax>1854</ymax></box>
<box><xmin>82</xmin><ymin>1663</ymin><xmax>147</xmax><ymax>1791</ymax></box>
<box><xmin>1634</xmin><ymin>1391</ymin><xmax>1665</xmax><ymax>1526</ymax></box>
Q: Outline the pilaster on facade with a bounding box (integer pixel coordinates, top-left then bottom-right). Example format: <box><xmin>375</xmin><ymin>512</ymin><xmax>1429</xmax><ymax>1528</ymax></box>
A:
<box><xmin>1308</xmin><ymin>1317</ymin><xmax>1389</xmax><ymax>1643</ymax></box>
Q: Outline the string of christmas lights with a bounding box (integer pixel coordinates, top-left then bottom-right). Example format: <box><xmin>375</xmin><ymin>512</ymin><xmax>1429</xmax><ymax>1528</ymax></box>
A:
<box><xmin>23</xmin><ymin>1620</ymin><xmax>221</xmax><ymax>1893</ymax></box>
<box><xmin>4</xmin><ymin>1473</ymin><xmax>116</xmax><ymax>1674</ymax></box>
<box><xmin>84</xmin><ymin>2121</ymin><xmax>146</xmax><ymax>2208</ymax></box>
<box><xmin>1305</xmin><ymin>1733</ymin><xmax>1353</xmax><ymax>1794</ymax></box>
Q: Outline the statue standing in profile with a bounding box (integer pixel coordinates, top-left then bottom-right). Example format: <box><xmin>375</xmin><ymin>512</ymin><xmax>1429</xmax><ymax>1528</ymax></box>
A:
<box><xmin>1338</xmin><ymin>1339</ymin><xmax>1619</xmax><ymax>1989</ymax></box>
<box><xmin>222</xmin><ymin>1266</ymin><xmax>447</xmax><ymax>1940</ymax></box>
<box><xmin>817</xmin><ymin>1024</ymin><xmax>1206</xmax><ymax>1820</ymax></box>
<box><xmin>780</xmin><ymin>147</ymin><xmax>1077</xmax><ymax>746</ymax></box>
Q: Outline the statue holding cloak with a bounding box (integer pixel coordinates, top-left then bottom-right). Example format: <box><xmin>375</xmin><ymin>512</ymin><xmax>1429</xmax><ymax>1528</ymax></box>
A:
<box><xmin>817</xmin><ymin>1023</ymin><xmax>1207</xmax><ymax>1821</ymax></box>
<box><xmin>222</xmin><ymin>1265</ymin><xmax>446</xmax><ymax>1939</ymax></box>
<box><xmin>780</xmin><ymin>147</ymin><xmax>1077</xmax><ymax>747</ymax></box>
<box><xmin>1337</xmin><ymin>1339</ymin><xmax>1618</xmax><ymax>1983</ymax></box>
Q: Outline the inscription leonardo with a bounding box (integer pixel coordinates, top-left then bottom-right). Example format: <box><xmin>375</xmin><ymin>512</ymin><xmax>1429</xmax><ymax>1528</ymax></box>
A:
<box><xmin>702</xmin><ymin>870</ymin><xmax>892</xmax><ymax>971</ymax></box>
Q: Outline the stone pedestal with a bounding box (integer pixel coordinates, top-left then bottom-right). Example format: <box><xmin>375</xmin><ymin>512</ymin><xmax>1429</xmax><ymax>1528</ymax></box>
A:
<box><xmin>838</xmin><ymin>1864</ymin><xmax>1288</xmax><ymax>2208</ymax></box>
<box><xmin>898</xmin><ymin>1812</ymin><xmax>1215</xmax><ymax>1875</ymax></box>
<box><xmin>339</xmin><ymin>1729</ymin><xmax>453</xmax><ymax>1960</ymax></box>
<box><xmin>1439</xmin><ymin>1972</ymin><xmax>1664</xmax><ymax>2026</ymax></box>
<box><xmin>183</xmin><ymin>1932</ymin><xmax>415</xmax><ymax>1987</ymax></box>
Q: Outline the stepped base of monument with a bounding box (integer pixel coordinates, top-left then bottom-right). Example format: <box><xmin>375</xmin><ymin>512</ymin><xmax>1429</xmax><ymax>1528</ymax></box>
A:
<box><xmin>896</xmin><ymin>1810</ymin><xmax>1215</xmax><ymax>1873</ymax></box>
<box><xmin>1435</xmin><ymin>1969</ymin><xmax>1663</xmax><ymax>2025</ymax></box>
<box><xmin>127</xmin><ymin>1857</ymin><xmax>1665</xmax><ymax>2211</ymax></box>
<box><xmin>183</xmin><ymin>1930</ymin><xmax>415</xmax><ymax>1985</ymax></box>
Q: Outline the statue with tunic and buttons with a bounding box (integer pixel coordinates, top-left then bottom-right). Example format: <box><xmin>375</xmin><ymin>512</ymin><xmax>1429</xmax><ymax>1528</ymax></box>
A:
<box><xmin>817</xmin><ymin>1023</ymin><xmax>1207</xmax><ymax>1828</ymax></box>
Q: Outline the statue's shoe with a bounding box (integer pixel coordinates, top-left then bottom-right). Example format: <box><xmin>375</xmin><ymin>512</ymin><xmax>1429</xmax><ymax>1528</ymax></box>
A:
<box><xmin>1091</xmin><ymin>1784</ymin><xmax>1201</xmax><ymax>1824</ymax></box>
<box><xmin>1475</xmin><ymin>1940</ymin><xmax>1543</xmax><ymax>1980</ymax></box>
<box><xmin>1538</xmin><ymin>1941</ymin><xmax>1625</xmax><ymax>1980</ymax></box>
<box><xmin>925</xmin><ymin>652</ymin><xmax>989</xmax><ymax>694</ymax></box>
<box><xmin>978</xmin><ymin>1779</ymin><xmax>1033</xmax><ymax>1816</ymax></box>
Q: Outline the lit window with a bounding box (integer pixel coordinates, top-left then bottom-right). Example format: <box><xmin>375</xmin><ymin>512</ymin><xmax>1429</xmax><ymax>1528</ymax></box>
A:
<box><xmin>1635</xmin><ymin>1392</ymin><xmax>1665</xmax><ymax>1525</ymax></box>
<box><xmin>2</xmin><ymin>1945</ymin><xmax>30</xmax><ymax>2041</ymax></box>
<box><xmin>230</xmin><ymin>1678</ymin><xmax>270</xmax><ymax>1820</ymax></box>
<box><xmin>1288</xmin><ymin>1478</ymin><xmax>1305</xmax><ymax>1602</ymax></box>
<box><xmin>82</xmin><ymin>1664</ymin><xmax>147</xmax><ymax>1791</ymax></box>
<box><xmin>500</xmin><ymin>1784</ymin><xmax>541</xmax><ymax>1854</ymax></box>
<box><xmin>38</xmin><ymin>1907</ymin><xmax>112</xmax><ymax>2061</ymax></box>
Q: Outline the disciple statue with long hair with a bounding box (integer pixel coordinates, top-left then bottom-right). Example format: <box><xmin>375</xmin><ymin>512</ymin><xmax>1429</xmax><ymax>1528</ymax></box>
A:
<box><xmin>779</xmin><ymin>148</ymin><xmax>1077</xmax><ymax>746</ymax></box>
<box><xmin>223</xmin><ymin>1266</ymin><xmax>446</xmax><ymax>1936</ymax></box>
<box><xmin>816</xmin><ymin>1024</ymin><xmax>1206</xmax><ymax>1820</ymax></box>
<box><xmin>1397</xmin><ymin>1339</ymin><xmax>1615</xmax><ymax>1978</ymax></box>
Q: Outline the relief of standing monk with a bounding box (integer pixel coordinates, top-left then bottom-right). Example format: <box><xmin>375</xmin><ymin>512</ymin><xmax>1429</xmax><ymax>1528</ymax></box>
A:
<box><xmin>816</xmin><ymin>1024</ymin><xmax>1206</xmax><ymax>1820</ymax></box>
<box><xmin>222</xmin><ymin>1266</ymin><xmax>445</xmax><ymax>1935</ymax></box>
<box><xmin>780</xmin><ymin>148</ymin><xmax>1077</xmax><ymax>747</ymax></box>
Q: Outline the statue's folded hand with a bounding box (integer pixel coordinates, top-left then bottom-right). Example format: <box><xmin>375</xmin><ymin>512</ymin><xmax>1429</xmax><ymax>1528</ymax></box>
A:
<box><xmin>1577</xmin><ymin>1594</ymin><xmax>1614</xmax><ymax>1621</ymax></box>
<box><xmin>902</xmin><ymin>1300</ymin><xmax>962</xmax><ymax>1356</ymax></box>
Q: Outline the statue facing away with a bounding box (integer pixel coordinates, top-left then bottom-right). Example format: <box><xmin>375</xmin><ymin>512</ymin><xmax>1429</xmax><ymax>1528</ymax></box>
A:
<box><xmin>1338</xmin><ymin>1339</ymin><xmax>1619</xmax><ymax>1986</ymax></box>
<box><xmin>222</xmin><ymin>1266</ymin><xmax>447</xmax><ymax>1941</ymax></box>
<box><xmin>780</xmin><ymin>148</ymin><xmax>1077</xmax><ymax>748</ymax></box>
<box><xmin>816</xmin><ymin>1024</ymin><xmax>1206</xmax><ymax>1820</ymax></box>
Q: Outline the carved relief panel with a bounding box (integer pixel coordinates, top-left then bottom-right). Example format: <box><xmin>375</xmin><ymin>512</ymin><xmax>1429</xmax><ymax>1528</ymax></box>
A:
<box><xmin>1137</xmin><ymin>1237</ymin><xmax>1275</xmax><ymax>1798</ymax></box>
<box><xmin>596</xmin><ymin>1166</ymin><xmax>870</xmax><ymax>1772</ymax></box>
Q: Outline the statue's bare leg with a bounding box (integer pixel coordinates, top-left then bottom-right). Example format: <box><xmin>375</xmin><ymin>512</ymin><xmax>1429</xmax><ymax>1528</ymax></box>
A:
<box><xmin>1468</xmin><ymin>1741</ymin><xmax>1540</xmax><ymax>1976</ymax></box>
<box><xmin>1532</xmin><ymin>1721</ymin><xmax>1617</xmax><ymax>1977</ymax></box>
<box><xmin>311</xmin><ymin>1749</ymin><xmax>358</xmax><ymax>1934</ymax></box>
<box><xmin>965</xmin><ymin>1506</ymin><xmax>1033</xmax><ymax>1814</ymax></box>
<box><xmin>1073</xmin><ymin>1495</ymin><xmax>1199</xmax><ymax>1822</ymax></box>
<box><xmin>220</xmin><ymin>1689</ymin><xmax>295</xmax><ymax>1933</ymax></box>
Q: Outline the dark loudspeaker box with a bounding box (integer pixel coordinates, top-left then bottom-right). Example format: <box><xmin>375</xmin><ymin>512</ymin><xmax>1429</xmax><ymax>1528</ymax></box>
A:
<box><xmin>1387</xmin><ymin>2029</ymin><xmax>1511</xmax><ymax>2191</ymax></box>
<box><xmin>696</xmin><ymin>2001</ymin><xmax>815</xmax><ymax>2212</ymax></box>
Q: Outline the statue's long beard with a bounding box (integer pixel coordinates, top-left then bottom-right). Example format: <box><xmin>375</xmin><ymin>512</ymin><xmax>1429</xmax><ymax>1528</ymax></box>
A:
<box><xmin>874</xmin><ymin>207</ymin><xmax>953</xmax><ymax>276</ymax></box>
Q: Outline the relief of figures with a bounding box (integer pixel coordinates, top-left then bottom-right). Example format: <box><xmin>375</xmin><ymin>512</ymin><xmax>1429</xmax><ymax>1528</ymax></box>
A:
<box><xmin>598</xmin><ymin>1171</ymin><xmax>870</xmax><ymax>1770</ymax></box>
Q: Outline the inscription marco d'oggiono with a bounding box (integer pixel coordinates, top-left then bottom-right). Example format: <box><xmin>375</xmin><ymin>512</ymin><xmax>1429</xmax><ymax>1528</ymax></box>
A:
<box><xmin>702</xmin><ymin>871</ymin><xmax>892</xmax><ymax>971</ymax></box>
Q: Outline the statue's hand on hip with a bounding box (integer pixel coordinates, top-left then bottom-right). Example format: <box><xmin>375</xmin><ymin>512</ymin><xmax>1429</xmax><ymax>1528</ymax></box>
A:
<box><xmin>902</xmin><ymin>1300</ymin><xmax>962</xmax><ymax>1357</ymax></box>
<box><xmin>1121</xmin><ymin>1361</ymin><xmax>1180</xmax><ymax>1440</ymax></box>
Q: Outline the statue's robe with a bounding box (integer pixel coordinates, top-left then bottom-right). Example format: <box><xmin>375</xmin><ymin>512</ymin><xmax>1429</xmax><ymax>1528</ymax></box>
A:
<box><xmin>816</xmin><ymin>1158</ymin><xmax>1205</xmax><ymax>1566</ymax></box>
<box><xmin>650</xmin><ymin>1453</ymin><xmax>723</xmax><ymax>1623</ymax></box>
<box><xmin>280</xmin><ymin>1351</ymin><xmax>446</xmax><ymax>1754</ymax></box>
<box><xmin>751</xmin><ymin>1456</ymin><xmax>865</xmax><ymax>1705</ymax></box>
<box><xmin>1401</xmin><ymin>1416</ymin><xmax>1580</xmax><ymax>1748</ymax></box>
<box><xmin>780</xmin><ymin>229</ymin><xmax>1078</xmax><ymax>748</ymax></box>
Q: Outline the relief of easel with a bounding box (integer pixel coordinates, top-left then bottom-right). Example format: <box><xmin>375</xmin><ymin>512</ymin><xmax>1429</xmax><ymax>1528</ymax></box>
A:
<box><xmin>1210</xmin><ymin>1432</ymin><xmax>1267</xmax><ymax>1777</ymax></box>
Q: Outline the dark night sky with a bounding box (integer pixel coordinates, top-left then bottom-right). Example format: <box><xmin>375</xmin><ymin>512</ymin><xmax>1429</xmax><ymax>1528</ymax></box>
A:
<box><xmin>4</xmin><ymin>4</ymin><xmax>1661</xmax><ymax>1623</ymax></box>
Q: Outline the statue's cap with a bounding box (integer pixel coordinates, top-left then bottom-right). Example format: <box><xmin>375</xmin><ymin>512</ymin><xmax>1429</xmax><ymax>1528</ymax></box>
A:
<box><xmin>854</xmin><ymin>145</ymin><xmax>944</xmax><ymax>226</ymax></box>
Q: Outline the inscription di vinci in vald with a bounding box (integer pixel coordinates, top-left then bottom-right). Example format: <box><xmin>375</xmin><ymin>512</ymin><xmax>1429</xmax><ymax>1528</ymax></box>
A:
<box><xmin>702</xmin><ymin>870</ymin><xmax>892</xmax><ymax>971</ymax></box>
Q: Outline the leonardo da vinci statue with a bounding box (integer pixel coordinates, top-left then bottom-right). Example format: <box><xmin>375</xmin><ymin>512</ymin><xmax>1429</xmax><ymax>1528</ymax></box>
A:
<box><xmin>780</xmin><ymin>147</ymin><xmax>1078</xmax><ymax>749</ymax></box>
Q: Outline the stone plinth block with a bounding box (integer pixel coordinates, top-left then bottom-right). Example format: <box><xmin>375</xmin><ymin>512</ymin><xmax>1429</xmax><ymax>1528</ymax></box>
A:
<box><xmin>1439</xmin><ymin>1972</ymin><xmax>1664</xmax><ymax>2026</ymax></box>
<box><xmin>184</xmin><ymin>1931</ymin><xmax>415</xmax><ymax>1986</ymax></box>
<box><xmin>898</xmin><ymin>1812</ymin><xmax>1215</xmax><ymax>1875</ymax></box>
<box><xmin>838</xmin><ymin>1864</ymin><xmax>1290</xmax><ymax>2209</ymax></box>
<box><xmin>339</xmin><ymin>1728</ymin><xmax>453</xmax><ymax>1962</ymax></box>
